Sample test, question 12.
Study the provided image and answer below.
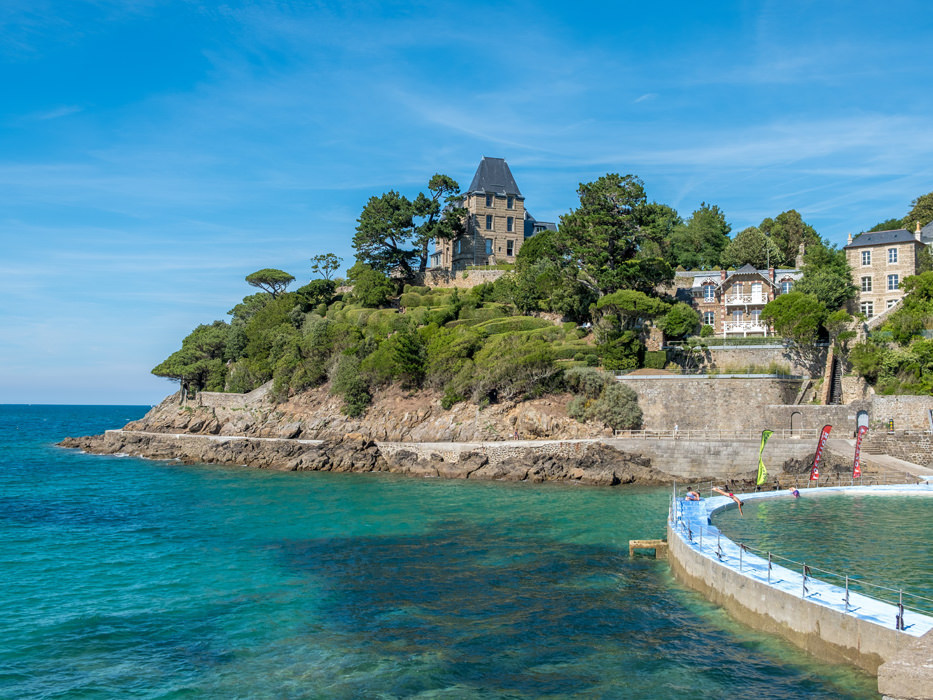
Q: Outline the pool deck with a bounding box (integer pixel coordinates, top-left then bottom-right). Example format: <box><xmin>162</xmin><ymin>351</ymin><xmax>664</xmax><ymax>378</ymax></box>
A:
<box><xmin>668</xmin><ymin>483</ymin><xmax>933</xmax><ymax>699</ymax></box>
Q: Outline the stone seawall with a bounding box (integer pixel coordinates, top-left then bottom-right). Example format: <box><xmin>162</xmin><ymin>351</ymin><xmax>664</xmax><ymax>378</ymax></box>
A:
<box><xmin>862</xmin><ymin>433</ymin><xmax>933</xmax><ymax>467</ymax></box>
<box><xmin>606</xmin><ymin>437</ymin><xmax>814</xmax><ymax>479</ymax></box>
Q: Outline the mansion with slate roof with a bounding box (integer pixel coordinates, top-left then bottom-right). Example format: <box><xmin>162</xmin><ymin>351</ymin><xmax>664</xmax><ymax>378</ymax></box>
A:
<box><xmin>668</xmin><ymin>261</ymin><xmax>804</xmax><ymax>338</ymax></box>
<box><xmin>843</xmin><ymin>223</ymin><xmax>931</xmax><ymax>319</ymax></box>
<box><xmin>430</xmin><ymin>157</ymin><xmax>556</xmax><ymax>272</ymax></box>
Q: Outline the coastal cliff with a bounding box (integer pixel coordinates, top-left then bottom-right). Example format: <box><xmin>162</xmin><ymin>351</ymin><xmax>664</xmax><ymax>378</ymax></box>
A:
<box><xmin>122</xmin><ymin>385</ymin><xmax>608</xmax><ymax>442</ymax></box>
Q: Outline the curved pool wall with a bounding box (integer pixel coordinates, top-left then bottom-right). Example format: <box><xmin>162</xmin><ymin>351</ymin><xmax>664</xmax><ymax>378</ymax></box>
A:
<box><xmin>667</xmin><ymin>484</ymin><xmax>933</xmax><ymax>682</ymax></box>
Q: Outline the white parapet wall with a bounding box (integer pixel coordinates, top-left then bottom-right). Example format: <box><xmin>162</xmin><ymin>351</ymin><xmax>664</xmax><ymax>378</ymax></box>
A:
<box><xmin>667</xmin><ymin>485</ymin><xmax>933</xmax><ymax>697</ymax></box>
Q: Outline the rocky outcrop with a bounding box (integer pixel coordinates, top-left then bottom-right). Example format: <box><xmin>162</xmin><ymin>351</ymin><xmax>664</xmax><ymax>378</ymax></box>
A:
<box><xmin>58</xmin><ymin>431</ymin><xmax>674</xmax><ymax>486</ymax></box>
<box><xmin>124</xmin><ymin>385</ymin><xmax>606</xmax><ymax>443</ymax></box>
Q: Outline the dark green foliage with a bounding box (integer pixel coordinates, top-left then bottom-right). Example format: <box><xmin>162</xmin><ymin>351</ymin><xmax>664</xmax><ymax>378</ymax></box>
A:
<box><xmin>353</xmin><ymin>174</ymin><xmax>465</xmax><ymax>277</ymax></box>
<box><xmin>245</xmin><ymin>268</ymin><xmax>295</xmax><ymax>298</ymax></box>
<box><xmin>657</xmin><ymin>302</ymin><xmax>700</xmax><ymax>339</ymax></box>
<box><xmin>330</xmin><ymin>353</ymin><xmax>372</xmax><ymax>417</ymax></box>
<box><xmin>880</xmin><ymin>271</ymin><xmax>933</xmax><ymax>344</ymax></box>
<box><xmin>719</xmin><ymin>226</ymin><xmax>781</xmax><ymax>269</ymax></box>
<box><xmin>761</xmin><ymin>292</ymin><xmax>827</xmax><ymax>345</ymax></box>
<box><xmin>563</xmin><ymin>366</ymin><xmax>612</xmax><ymax>398</ymax></box>
<box><xmin>310</xmin><ymin>253</ymin><xmax>342</xmax><ymax>280</ymax></box>
<box><xmin>556</xmin><ymin>173</ymin><xmax>673</xmax><ymax>295</ymax></box>
<box><xmin>794</xmin><ymin>243</ymin><xmax>857</xmax><ymax>311</ymax></box>
<box><xmin>643</xmin><ymin>350</ymin><xmax>667</xmax><ymax>369</ymax></box>
<box><xmin>515</xmin><ymin>229</ymin><xmax>559</xmax><ymax>270</ymax></box>
<box><xmin>849</xmin><ymin>337</ymin><xmax>933</xmax><ymax>395</ymax></box>
<box><xmin>599</xmin><ymin>330</ymin><xmax>643</xmax><ymax>372</ymax></box>
<box><xmin>152</xmin><ymin>321</ymin><xmax>230</xmax><ymax>391</ymax></box>
<box><xmin>567</xmin><ymin>379</ymin><xmax>642</xmax><ymax>430</ymax></box>
<box><xmin>759</xmin><ymin>210</ymin><xmax>820</xmax><ymax>266</ymax></box>
<box><xmin>868</xmin><ymin>218</ymin><xmax>903</xmax><ymax>232</ymax></box>
<box><xmin>296</xmin><ymin>279</ymin><xmax>336</xmax><ymax>310</ymax></box>
<box><xmin>669</xmin><ymin>203</ymin><xmax>731</xmax><ymax>270</ymax></box>
<box><xmin>347</xmin><ymin>262</ymin><xmax>394</xmax><ymax>308</ymax></box>
<box><xmin>700</xmin><ymin>324</ymin><xmax>714</xmax><ymax>338</ymax></box>
<box><xmin>903</xmin><ymin>191</ymin><xmax>933</xmax><ymax>230</ymax></box>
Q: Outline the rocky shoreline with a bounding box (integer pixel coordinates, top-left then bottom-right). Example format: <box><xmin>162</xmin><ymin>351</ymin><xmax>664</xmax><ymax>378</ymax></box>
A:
<box><xmin>58</xmin><ymin>430</ymin><xmax>676</xmax><ymax>486</ymax></box>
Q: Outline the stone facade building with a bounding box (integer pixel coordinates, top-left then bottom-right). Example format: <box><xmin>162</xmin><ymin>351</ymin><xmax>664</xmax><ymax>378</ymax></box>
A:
<box><xmin>843</xmin><ymin>227</ymin><xmax>926</xmax><ymax>319</ymax></box>
<box><xmin>430</xmin><ymin>157</ymin><xmax>555</xmax><ymax>272</ymax></box>
<box><xmin>669</xmin><ymin>263</ymin><xmax>802</xmax><ymax>337</ymax></box>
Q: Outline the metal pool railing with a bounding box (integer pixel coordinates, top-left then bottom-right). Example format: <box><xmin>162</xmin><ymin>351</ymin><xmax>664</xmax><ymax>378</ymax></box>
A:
<box><xmin>667</xmin><ymin>488</ymin><xmax>933</xmax><ymax>629</ymax></box>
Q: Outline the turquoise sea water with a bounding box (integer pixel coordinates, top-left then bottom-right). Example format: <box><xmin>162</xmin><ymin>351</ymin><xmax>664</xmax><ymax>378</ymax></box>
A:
<box><xmin>714</xmin><ymin>492</ymin><xmax>933</xmax><ymax>612</ymax></box>
<box><xmin>0</xmin><ymin>405</ymin><xmax>878</xmax><ymax>698</ymax></box>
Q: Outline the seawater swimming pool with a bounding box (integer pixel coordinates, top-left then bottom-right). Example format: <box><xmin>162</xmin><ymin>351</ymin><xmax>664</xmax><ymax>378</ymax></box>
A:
<box><xmin>713</xmin><ymin>489</ymin><xmax>933</xmax><ymax>612</ymax></box>
<box><xmin>668</xmin><ymin>483</ymin><xmax>933</xmax><ymax>691</ymax></box>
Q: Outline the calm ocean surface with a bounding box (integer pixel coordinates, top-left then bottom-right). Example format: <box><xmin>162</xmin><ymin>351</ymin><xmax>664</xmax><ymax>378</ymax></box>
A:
<box><xmin>0</xmin><ymin>405</ymin><xmax>877</xmax><ymax>699</ymax></box>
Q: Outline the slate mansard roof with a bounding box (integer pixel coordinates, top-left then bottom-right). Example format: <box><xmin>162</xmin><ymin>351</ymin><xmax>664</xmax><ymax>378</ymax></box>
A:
<box><xmin>467</xmin><ymin>157</ymin><xmax>523</xmax><ymax>198</ymax></box>
<box><xmin>844</xmin><ymin>229</ymin><xmax>921</xmax><ymax>248</ymax></box>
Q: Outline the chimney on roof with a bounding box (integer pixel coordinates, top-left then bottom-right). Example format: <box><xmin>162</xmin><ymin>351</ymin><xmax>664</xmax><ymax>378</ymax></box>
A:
<box><xmin>916</xmin><ymin>221</ymin><xmax>923</xmax><ymax>242</ymax></box>
<box><xmin>720</xmin><ymin>269</ymin><xmax>727</xmax><ymax>281</ymax></box>
<box><xmin>847</xmin><ymin>232</ymin><xmax>852</xmax><ymax>245</ymax></box>
<box><xmin>795</xmin><ymin>242</ymin><xmax>805</xmax><ymax>268</ymax></box>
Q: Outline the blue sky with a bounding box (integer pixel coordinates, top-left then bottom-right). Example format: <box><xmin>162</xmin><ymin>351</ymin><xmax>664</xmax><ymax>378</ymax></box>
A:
<box><xmin>2</xmin><ymin>0</ymin><xmax>933</xmax><ymax>404</ymax></box>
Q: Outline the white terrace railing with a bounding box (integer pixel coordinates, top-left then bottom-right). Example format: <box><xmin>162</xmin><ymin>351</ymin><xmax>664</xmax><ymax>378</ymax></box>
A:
<box><xmin>722</xmin><ymin>321</ymin><xmax>770</xmax><ymax>334</ymax></box>
<box><xmin>724</xmin><ymin>294</ymin><xmax>766</xmax><ymax>305</ymax></box>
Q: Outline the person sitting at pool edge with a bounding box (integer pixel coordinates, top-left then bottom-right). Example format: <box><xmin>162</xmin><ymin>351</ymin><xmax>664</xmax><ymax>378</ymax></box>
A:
<box><xmin>684</xmin><ymin>488</ymin><xmax>700</xmax><ymax>501</ymax></box>
<box><xmin>712</xmin><ymin>487</ymin><xmax>744</xmax><ymax>515</ymax></box>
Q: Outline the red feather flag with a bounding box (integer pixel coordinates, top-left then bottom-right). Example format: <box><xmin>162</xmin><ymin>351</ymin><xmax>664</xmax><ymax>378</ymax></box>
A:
<box><xmin>810</xmin><ymin>425</ymin><xmax>832</xmax><ymax>481</ymax></box>
<box><xmin>853</xmin><ymin>425</ymin><xmax>868</xmax><ymax>478</ymax></box>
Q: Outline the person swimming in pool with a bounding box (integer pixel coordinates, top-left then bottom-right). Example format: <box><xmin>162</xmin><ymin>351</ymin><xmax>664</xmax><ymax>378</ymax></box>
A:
<box><xmin>790</xmin><ymin>487</ymin><xmax>800</xmax><ymax>498</ymax></box>
<box><xmin>712</xmin><ymin>487</ymin><xmax>744</xmax><ymax>515</ymax></box>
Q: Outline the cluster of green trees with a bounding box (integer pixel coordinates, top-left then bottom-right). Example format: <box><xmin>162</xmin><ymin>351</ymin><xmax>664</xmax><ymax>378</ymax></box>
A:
<box><xmin>847</xmin><ymin>271</ymin><xmax>933</xmax><ymax>395</ymax></box>
<box><xmin>153</xmin><ymin>168</ymin><xmax>933</xmax><ymax>415</ymax></box>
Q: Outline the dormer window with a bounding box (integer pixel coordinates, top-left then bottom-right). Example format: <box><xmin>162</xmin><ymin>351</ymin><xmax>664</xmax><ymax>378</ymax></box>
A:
<box><xmin>781</xmin><ymin>280</ymin><xmax>793</xmax><ymax>294</ymax></box>
<box><xmin>703</xmin><ymin>284</ymin><xmax>715</xmax><ymax>301</ymax></box>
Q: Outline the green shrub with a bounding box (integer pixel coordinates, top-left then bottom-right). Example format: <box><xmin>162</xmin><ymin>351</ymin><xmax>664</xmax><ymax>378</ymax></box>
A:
<box><xmin>643</xmin><ymin>350</ymin><xmax>667</xmax><ymax>369</ymax></box>
<box><xmin>564</xmin><ymin>367</ymin><xmax>612</xmax><ymax>398</ymax></box>
<box><xmin>700</xmin><ymin>324</ymin><xmax>714</xmax><ymax>338</ymax></box>
<box><xmin>585</xmin><ymin>354</ymin><xmax>599</xmax><ymax>367</ymax></box>
<box><xmin>570</xmin><ymin>382</ymin><xmax>642</xmax><ymax>430</ymax></box>
<box><xmin>474</xmin><ymin>316</ymin><xmax>552</xmax><ymax>335</ymax></box>
<box><xmin>399</xmin><ymin>292</ymin><xmax>423</xmax><ymax>308</ymax></box>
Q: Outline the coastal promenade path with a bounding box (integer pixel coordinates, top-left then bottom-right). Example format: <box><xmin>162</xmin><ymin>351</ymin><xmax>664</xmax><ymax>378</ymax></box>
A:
<box><xmin>827</xmin><ymin>438</ymin><xmax>933</xmax><ymax>480</ymax></box>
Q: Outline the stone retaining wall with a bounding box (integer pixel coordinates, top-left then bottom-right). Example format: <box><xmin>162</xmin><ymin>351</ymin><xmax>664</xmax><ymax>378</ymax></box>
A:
<box><xmin>416</xmin><ymin>268</ymin><xmax>507</xmax><ymax>289</ymax></box>
<box><xmin>871</xmin><ymin>395</ymin><xmax>933</xmax><ymax>431</ymax></box>
<box><xmin>704</xmin><ymin>345</ymin><xmax>826</xmax><ymax>376</ymax></box>
<box><xmin>194</xmin><ymin>382</ymin><xmax>271</xmax><ymax>409</ymax></box>
<box><xmin>862</xmin><ymin>433</ymin><xmax>933</xmax><ymax>467</ymax></box>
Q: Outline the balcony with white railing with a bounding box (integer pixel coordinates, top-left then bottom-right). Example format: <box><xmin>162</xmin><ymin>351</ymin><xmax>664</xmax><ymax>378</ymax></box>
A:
<box><xmin>724</xmin><ymin>294</ymin><xmax>766</xmax><ymax>305</ymax></box>
<box><xmin>723</xmin><ymin>321</ymin><xmax>770</xmax><ymax>335</ymax></box>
